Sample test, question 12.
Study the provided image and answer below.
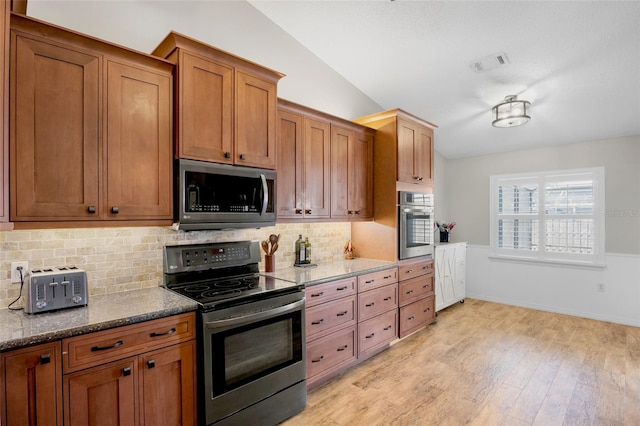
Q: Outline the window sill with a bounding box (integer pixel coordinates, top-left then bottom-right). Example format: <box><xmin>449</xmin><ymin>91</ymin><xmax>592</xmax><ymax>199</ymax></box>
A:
<box><xmin>488</xmin><ymin>255</ymin><xmax>606</xmax><ymax>270</ymax></box>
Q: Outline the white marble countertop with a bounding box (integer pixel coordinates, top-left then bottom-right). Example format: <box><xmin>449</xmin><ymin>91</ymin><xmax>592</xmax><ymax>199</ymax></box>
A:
<box><xmin>262</xmin><ymin>258</ymin><xmax>398</xmax><ymax>286</ymax></box>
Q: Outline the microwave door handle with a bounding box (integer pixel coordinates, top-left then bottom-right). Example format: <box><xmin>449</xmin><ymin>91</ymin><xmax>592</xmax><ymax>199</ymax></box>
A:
<box><xmin>260</xmin><ymin>174</ymin><xmax>268</xmax><ymax>216</ymax></box>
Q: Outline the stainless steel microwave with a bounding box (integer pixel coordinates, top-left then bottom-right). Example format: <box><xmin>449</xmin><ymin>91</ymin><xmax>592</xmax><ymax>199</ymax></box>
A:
<box><xmin>175</xmin><ymin>159</ymin><xmax>276</xmax><ymax>231</ymax></box>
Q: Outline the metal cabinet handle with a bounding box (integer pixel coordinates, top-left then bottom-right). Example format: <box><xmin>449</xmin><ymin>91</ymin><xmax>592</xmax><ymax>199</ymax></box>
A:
<box><xmin>336</xmin><ymin>286</ymin><xmax>348</xmax><ymax>291</ymax></box>
<box><xmin>295</xmin><ymin>209</ymin><xmax>303</xmax><ymax>214</ymax></box>
<box><xmin>365</xmin><ymin>302</ymin><xmax>375</xmax><ymax>307</ymax></box>
<box><xmin>336</xmin><ymin>311</ymin><xmax>348</xmax><ymax>317</ymax></box>
<box><xmin>311</xmin><ymin>319</ymin><xmax>324</xmax><ymax>325</ymax></box>
<box><xmin>405</xmin><ymin>269</ymin><xmax>413</xmax><ymax>274</ymax></box>
<box><xmin>224</xmin><ymin>152</ymin><xmax>231</xmax><ymax>159</ymax></box>
<box><xmin>384</xmin><ymin>325</ymin><xmax>393</xmax><ymax>331</ymax></box>
<box><xmin>408</xmin><ymin>316</ymin><xmax>415</xmax><ymax>321</ymax></box>
<box><xmin>347</xmin><ymin>210</ymin><xmax>353</xmax><ymax>215</ymax></box>
<box><xmin>406</xmin><ymin>290</ymin><xmax>414</xmax><ymax>295</ymax></box>
<box><xmin>91</xmin><ymin>340</ymin><xmax>123</xmax><ymax>352</ymax></box>
<box><xmin>122</xmin><ymin>367</ymin><xmax>131</xmax><ymax>377</ymax></box>
<box><xmin>365</xmin><ymin>279</ymin><xmax>374</xmax><ymax>284</ymax></box>
<box><xmin>40</xmin><ymin>354</ymin><xmax>51</xmax><ymax>365</ymax></box>
<box><xmin>383</xmin><ymin>297</ymin><xmax>392</xmax><ymax>301</ymax></box>
<box><xmin>310</xmin><ymin>292</ymin><xmax>324</xmax><ymax>298</ymax></box>
<box><xmin>147</xmin><ymin>360</ymin><xmax>155</xmax><ymax>369</ymax></box>
<box><xmin>305</xmin><ymin>209</ymin><xmax>312</xmax><ymax>214</ymax></box>
<box><xmin>424</xmin><ymin>307</ymin><xmax>431</xmax><ymax>313</ymax></box>
<box><xmin>111</xmin><ymin>206</ymin><xmax>119</xmax><ymax>214</ymax></box>
<box><xmin>87</xmin><ymin>206</ymin><xmax>97</xmax><ymax>214</ymax></box>
<box><xmin>354</xmin><ymin>210</ymin><xmax>361</xmax><ymax>215</ymax></box>
<box><xmin>383</xmin><ymin>275</ymin><xmax>392</xmax><ymax>280</ymax></box>
<box><xmin>336</xmin><ymin>345</ymin><xmax>348</xmax><ymax>352</ymax></box>
<box><xmin>239</xmin><ymin>153</ymin><xmax>246</xmax><ymax>160</ymax></box>
<box><xmin>365</xmin><ymin>333</ymin><xmax>375</xmax><ymax>339</ymax></box>
<box><xmin>311</xmin><ymin>356</ymin><xmax>324</xmax><ymax>363</ymax></box>
<box><xmin>150</xmin><ymin>328</ymin><xmax>176</xmax><ymax>337</ymax></box>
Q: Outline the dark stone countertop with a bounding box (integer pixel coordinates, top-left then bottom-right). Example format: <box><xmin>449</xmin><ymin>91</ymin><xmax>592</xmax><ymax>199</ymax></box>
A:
<box><xmin>0</xmin><ymin>287</ymin><xmax>199</xmax><ymax>352</ymax></box>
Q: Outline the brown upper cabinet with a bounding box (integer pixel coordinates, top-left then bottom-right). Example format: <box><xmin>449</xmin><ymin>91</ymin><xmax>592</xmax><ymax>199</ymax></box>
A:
<box><xmin>276</xmin><ymin>99</ymin><xmax>374</xmax><ymax>222</ymax></box>
<box><xmin>9</xmin><ymin>14</ymin><xmax>173</xmax><ymax>226</ymax></box>
<box><xmin>277</xmin><ymin>99</ymin><xmax>331</xmax><ymax>219</ymax></box>
<box><xmin>354</xmin><ymin>109</ymin><xmax>436</xmax><ymax>189</ymax></box>
<box><xmin>0</xmin><ymin>2</ymin><xmax>9</xmax><ymax>230</ymax></box>
<box><xmin>152</xmin><ymin>32</ymin><xmax>284</xmax><ymax>169</ymax></box>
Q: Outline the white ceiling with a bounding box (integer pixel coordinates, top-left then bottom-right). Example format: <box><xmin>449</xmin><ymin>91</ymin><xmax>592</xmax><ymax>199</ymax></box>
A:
<box><xmin>249</xmin><ymin>0</ymin><xmax>640</xmax><ymax>159</ymax></box>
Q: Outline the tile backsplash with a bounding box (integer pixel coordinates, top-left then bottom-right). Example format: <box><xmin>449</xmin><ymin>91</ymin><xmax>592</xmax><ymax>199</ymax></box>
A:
<box><xmin>0</xmin><ymin>222</ymin><xmax>351</xmax><ymax>309</ymax></box>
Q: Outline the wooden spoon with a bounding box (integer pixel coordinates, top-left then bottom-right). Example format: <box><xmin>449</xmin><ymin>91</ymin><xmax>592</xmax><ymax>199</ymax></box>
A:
<box><xmin>270</xmin><ymin>242</ymin><xmax>279</xmax><ymax>255</ymax></box>
<box><xmin>261</xmin><ymin>240</ymin><xmax>269</xmax><ymax>254</ymax></box>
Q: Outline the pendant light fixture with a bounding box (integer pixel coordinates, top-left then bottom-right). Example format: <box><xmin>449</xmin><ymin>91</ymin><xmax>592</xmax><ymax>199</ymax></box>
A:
<box><xmin>492</xmin><ymin>95</ymin><xmax>531</xmax><ymax>128</ymax></box>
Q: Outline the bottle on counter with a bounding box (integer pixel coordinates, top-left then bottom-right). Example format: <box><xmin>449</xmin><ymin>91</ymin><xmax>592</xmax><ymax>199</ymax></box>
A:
<box><xmin>304</xmin><ymin>237</ymin><xmax>311</xmax><ymax>264</ymax></box>
<box><xmin>295</xmin><ymin>234</ymin><xmax>305</xmax><ymax>265</ymax></box>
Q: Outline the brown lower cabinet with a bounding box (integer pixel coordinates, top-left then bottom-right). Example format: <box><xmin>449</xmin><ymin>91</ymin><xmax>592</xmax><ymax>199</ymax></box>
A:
<box><xmin>1</xmin><ymin>342</ymin><xmax>62</xmax><ymax>426</ymax></box>
<box><xmin>0</xmin><ymin>312</ymin><xmax>197</xmax><ymax>426</ymax></box>
<box><xmin>398</xmin><ymin>257</ymin><xmax>436</xmax><ymax>338</ymax></box>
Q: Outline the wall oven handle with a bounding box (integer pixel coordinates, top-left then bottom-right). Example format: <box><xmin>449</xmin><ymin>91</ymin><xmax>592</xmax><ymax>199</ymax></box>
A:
<box><xmin>205</xmin><ymin>298</ymin><xmax>304</xmax><ymax>329</ymax></box>
<box><xmin>260</xmin><ymin>174</ymin><xmax>268</xmax><ymax>216</ymax></box>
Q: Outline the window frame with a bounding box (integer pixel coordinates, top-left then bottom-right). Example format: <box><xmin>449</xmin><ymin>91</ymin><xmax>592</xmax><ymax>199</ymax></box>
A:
<box><xmin>489</xmin><ymin>167</ymin><xmax>605</xmax><ymax>267</ymax></box>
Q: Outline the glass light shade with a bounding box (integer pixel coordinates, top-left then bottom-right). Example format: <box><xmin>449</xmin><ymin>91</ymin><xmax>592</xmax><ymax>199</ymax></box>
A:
<box><xmin>492</xmin><ymin>95</ymin><xmax>531</xmax><ymax>128</ymax></box>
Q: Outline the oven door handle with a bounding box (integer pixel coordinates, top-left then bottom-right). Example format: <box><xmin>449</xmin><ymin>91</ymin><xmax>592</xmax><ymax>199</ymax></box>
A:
<box><xmin>204</xmin><ymin>298</ymin><xmax>304</xmax><ymax>329</ymax></box>
<box><xmin>260</xmin><ymin>174</ymin><xmax>268</xmax><ymax>216</ymax></box>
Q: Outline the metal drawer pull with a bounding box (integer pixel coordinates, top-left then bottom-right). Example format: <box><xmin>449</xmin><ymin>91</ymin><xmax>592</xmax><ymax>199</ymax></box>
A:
<box><xmin>406</xmin><ymin>290</ymin><xmax>414</xmax><ymax>294</ymax></box>
<box><xmin>239</xmin><ymin>153</ymin><xmax>246</xmax><ymax>160</ymax></box>
<box><xmin>224</xmin><ymin>152</ymin><xmax>231</xmax><ymax>159</ymax></box>
<box><xmin>87</xmin><ymin>206</ymin><xmax>97</xmax><ymax>214</ymax></box>
<box><xmin>295</xmin><ymin>209</ymin><xmax>302</xmax><ymax>214</ymax></box>
<box><xmin>40</xmin><ymin>354</ymin><xmax>51</xmax><ymax>365</ymax></box>
<box><xmin>147</xmin><ymin>360</ymin><xmax>155</xmax><ymax>369</ymax></box>
<box><xmin>337</xmin><ymin>345</ymin><xmax>348</xmax><ymax>352</ymax></box>
<box><xmin>423</xmin><ymin>285</ymin><xmax>429</xmax><ymax>288</ymax></box>
<box><xmin>336</xmin><ymin>286</ymin><xmax>348</xmax><ymax>291</ymax></box>
<box><xmin>405</xmin><ymin>269</ymin><xmax>413</xmax><ymax>274</ymax></box>
<box><xmin>111</xmin><ymin>206</ymin><xmax>119</xmax><ymax>214</ymax></box>
<box><xmin>365</xmin><ymin>333</ymin><xmax>375</xmax><ymax>339</ymax></box>
<box><xmin>365</xmin><ymin>279</ymin><xmax>374</xmax><ymax>284</ymax></box>
<box><xmin>150</xmin><ymin>327</ymin><xmax>176</xmax><ymax>337</ymax></box>
<box><xmin>408</xmin><ymin>316</ymin><xmax>415</xmax><ymax>321</ymax></box>
<box><xmin>383</xmin><ymin>275</ymin><xmax>392</xmax><ymax>279</ymax></box>
<box><xmin>336</xmin><ymin>311</ymin><xmax>348</xmax><ymax>317</ymax></box>
<box><xmin>122</xmin><ymin>367</ymin><xmax>131</xmax><ymax>377</ymax></box>
<box><xmin>310</xmin><ymin>292</ymin><xmax>324</xmax><ymax>297</ymax></box>
<box><xmin>365</xmin><ymin>302</ymin><xmax>375</xmax><ymax>307</ymax></box>
<box><xmin>383</xmin><ymin>297</ymin><xmax>392</xmax><ymax>301</ymax></box>
<box><xmin>384</xmin><ymin>325</ymin><xmax>393</xmax><ymax>331</ymax></box>
<box><xmin>91</xmin><ymin>340</ymin><xmax>123</xmax><ymax>352</ymax></box>
<box><xmin>354</xmin><ymin>210</ymin><xmax>361</xmax><ymax>215</ymax></box>
<box><xmin>424</xmin><ymin>307</ymin><xmax>431</xmax><ymax>313</ymax></box>
<box><xmin>311</xmin><ymin>319</ymin><xmax>324</xmax><ymax>325</ymax></box>
<box><xmin>311</xmin><ymin>356</ymin><xmax>324</xmax><ymax>363</ymax></box>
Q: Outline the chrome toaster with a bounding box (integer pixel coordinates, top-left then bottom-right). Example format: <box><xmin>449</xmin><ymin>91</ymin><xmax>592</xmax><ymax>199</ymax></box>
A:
<box><xmin>24</xmin><ymin>267</ymin><xmax>88</xmax><ymax>314</ymax></box>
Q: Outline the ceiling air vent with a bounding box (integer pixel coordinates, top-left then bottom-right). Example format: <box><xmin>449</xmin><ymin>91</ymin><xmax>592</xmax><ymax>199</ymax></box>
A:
<box><xmin>470</xmin><ymin>52</ymin><xmax>510</xmax><ymax>73</ymax></box>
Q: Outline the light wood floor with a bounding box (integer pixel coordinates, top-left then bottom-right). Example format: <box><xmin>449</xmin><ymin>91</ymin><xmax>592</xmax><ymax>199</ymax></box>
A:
<box><xmin>284</xmin><ymin>299</ymin><xmax>640</xmax><ymax>426</ymax></box>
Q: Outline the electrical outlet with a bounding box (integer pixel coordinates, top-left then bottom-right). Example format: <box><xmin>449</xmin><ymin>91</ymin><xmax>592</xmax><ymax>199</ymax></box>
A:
<box><xmin>11</xmin><ymin>261</ymin><xmax>29</xmax><ymax>283</ymax></box>
<box><xmin>597</xmin><ymin>282</ymin><xmax>605</xmax><ymax>292</ymax></box>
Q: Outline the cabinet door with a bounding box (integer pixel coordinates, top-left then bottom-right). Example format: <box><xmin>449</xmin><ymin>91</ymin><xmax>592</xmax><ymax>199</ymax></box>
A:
<box><xmin>396</xmin><ymin>118</ymin><xmax>417</xmax><ymax>184</ymax></box>
<box><xmin>105</xmin><ymin>60</ymin><xmax>172</xmax><ymax>220</ymax></box>
<box><xmin>139</xmin><ymin>341</ymin><xmax>197</xmax><ymax>426</ymax></box>
<box><xmin>330</xmin><ymin>124</ymin><xmax>350</xmax><ymax>218</ymax></box>
<box><xmin>303</xmin><ymin>116</ymin><xmax>331</xmax><ymax>218</ymax></box>
<box><xmin>277</xmin><ymin>108</ymin><xmax>303</xmax><ymax>218</ymax></box>
<box><xmin>178</xmin><ymin>51</ymin><xmax>233</xmax><ymax>163</ymax></box>
<box><xmin>236</xmin><ymin>70</ymin><xmax>277</xmax><ymax>169</ymax></box>
<box><xmin>0</xmin><ymin>0</ymin><xmax>8</xmax><ymax>225</ymax></box>
<box><xmin>349</xmin><ymin>128</ymin><xmax>373</xmax><ymax>219</ymax></box>
<box><xmin>415</xmin><ymin>125</ymin><xmax>434</xmax><ymax>186</ymax></box>
<box><xmin>10</xmin><ymin>33</ymin><xmax>100</xmax><ymax>220</ymax></box>
<box><xmin>64</xmin><ymin>358</ymin><xmax>137</xmax><ymax>425</ymax></box>
<box><xmin>2</xmin><ymin>342</ymin><xmax>62</xmax><ymax>426</ymax></box>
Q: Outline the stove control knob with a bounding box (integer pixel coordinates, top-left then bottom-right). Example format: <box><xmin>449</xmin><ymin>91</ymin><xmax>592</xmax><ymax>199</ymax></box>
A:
<box><xmin>72</xmin><ymin>295</ymin><xmax>83</xmax><ymax>304</ymax></box>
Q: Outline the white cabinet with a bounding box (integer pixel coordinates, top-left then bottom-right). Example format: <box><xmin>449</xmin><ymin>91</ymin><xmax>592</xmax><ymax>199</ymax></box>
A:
<box><xmin>435</xmin><ymin>242</ymin><xmax>466</xmax><ymax>312</ymax></box>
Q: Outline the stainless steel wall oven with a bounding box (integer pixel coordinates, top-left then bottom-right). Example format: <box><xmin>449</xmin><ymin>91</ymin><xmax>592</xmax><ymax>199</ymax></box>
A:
<box><xmin>163</xmin><ymin>241</ymin><xmax>306</xmax><ymax>425</ymax></box>
<box><xmin>398</xmin><ymin>191</ymin><xmax>435</xmax><ymax>260</ymax></box>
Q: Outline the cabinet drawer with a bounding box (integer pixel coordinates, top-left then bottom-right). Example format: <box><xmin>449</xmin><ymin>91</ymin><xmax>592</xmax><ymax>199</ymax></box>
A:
<box><xmin>307</xmin><ymin>326</ymin><xmax>357</xmax><ymax>379</ymax></box>
<box><xmin>399</xmin><ymin>295</ymin><xmax>435</xmax><ymax>338</ymax></box>
<box><xmin>399</xmin><ymin>275</ymin><xmax>434</xmax><ymax>307</ymax></box>
<box><xmin>399</xmin><ymin>258</ymin><xmax>433</xmax><ymax>281</ymax></box>
<box><xmin>358</xmin><ymin>310</ymin><xmax>398</xmax><ymax>355</ymax></box>
<box><xmin>305</xmin><ymin>277</ymin><xmax>357</xmax><ymax>307</ymax></box>
<box><xmin>357</xmin><ymin>267</ymin><xmax>398</xmax><ymax>292</ymax></box>
<box><xmin>306</xmin><ymin>295</ymin><xmax>356</xmax><ymax>340</ymax></box>
<box><xmin>63</xmin><ymin>312</ymin><xmax>196</xmax><ymax>373</ymax></box>
<box><xmin>358</xmin><ymin>283</ymin><xmax>397</xmax><ymax>322</ymax></box>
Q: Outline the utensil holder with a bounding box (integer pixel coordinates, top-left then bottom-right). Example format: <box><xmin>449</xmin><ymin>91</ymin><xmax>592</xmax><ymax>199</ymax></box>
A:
<box><xmin>265</xmin><ymin>255</ymin><xmax>275</xmax><ymax>272</ymax></box>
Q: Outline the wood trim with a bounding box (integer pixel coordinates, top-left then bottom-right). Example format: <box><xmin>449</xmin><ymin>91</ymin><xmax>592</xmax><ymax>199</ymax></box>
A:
<box><xmin>354</xmin><ymin>108</ymin><xmax>438</xmax><ymax>130</ymax></box>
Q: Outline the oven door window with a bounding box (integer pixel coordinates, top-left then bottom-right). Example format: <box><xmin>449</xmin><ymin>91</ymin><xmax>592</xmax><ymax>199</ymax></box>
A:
<box><xmin>404</xmin><ymin>211</ymin><xmax>434</xmax><ymax>248</ymax></box>
<box><xmin>211</xmin><ymin>310</ymin><xmax>303</xmax><ymax>396</ymax></box>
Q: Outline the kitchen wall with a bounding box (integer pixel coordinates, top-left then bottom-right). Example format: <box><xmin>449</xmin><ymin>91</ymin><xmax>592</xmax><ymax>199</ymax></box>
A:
<box><xmin>444</xmin><ymin>135</ymin><xmax>640</xmax><ymax>326</ymax></box>
<box><xmin>0</xmin><ymin>223</ymin><xmax>352</xmax><ymax>308</ymax></box>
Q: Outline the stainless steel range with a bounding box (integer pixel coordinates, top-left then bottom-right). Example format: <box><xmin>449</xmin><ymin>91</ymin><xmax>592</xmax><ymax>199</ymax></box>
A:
<box><xmin>163</xmin><ymin>240</ymin><xmax>306</xmax><ymax>426</ymax></box>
